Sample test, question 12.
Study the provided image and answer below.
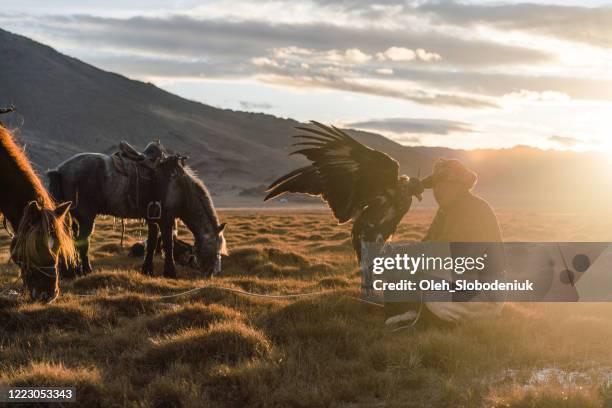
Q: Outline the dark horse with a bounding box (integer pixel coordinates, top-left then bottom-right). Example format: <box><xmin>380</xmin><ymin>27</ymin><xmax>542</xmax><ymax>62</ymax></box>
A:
<box><xmin>0</xmin><ymin>110</ymin><xmax>75</xmax><ymax>302</ymax></box>
<box><xmin>47</xmin><ymin>146</ymin><xmax>227</xmax><ymax>278</ymax></box>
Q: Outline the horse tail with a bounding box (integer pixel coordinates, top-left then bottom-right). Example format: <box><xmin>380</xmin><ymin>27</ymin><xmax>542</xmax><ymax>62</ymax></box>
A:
<box><xmin>47</xmin><ymin>169</ymin><xmax>64</xmax><ymax>203</ymax></box>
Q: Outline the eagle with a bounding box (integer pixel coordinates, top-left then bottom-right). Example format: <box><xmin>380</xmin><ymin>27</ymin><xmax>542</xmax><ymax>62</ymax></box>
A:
<box><xmin>264</xmin><ymin>121</ymin><xmax>424</xmax><ymax>262</ymax></box>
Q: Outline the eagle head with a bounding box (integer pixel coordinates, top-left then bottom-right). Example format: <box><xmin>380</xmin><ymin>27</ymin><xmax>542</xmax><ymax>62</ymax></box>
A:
<box><xmin>399</xmin><ymin>175</ymin><xmax>424</xmax><ymax>201</ymax></box>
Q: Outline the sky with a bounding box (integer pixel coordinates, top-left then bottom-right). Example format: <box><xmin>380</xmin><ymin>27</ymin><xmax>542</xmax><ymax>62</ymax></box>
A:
<box><xmin>1</xmin><ymin>0</ymin><xmax>612</xmax><ymax>151</ymax></box>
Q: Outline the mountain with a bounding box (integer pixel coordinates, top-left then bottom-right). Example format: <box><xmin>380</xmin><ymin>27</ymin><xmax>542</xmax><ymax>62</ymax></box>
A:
<box><xmin>0</xmin><ymin>28</ymin><xmax>430</xmax><ymax>205</ymax></box>
<box><xmin>0</xmin><ymin>28</ymin><xmax>609</xmax><ymax>211</ymax></box>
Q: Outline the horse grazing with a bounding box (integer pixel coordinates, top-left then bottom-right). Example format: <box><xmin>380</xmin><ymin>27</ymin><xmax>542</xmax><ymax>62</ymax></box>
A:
<box><xmin>0</xmin><ymin>116</ymin><xmax>76</xmax><ymax>302</ymax></box>
<box><xmin>47</xmin><ymin>145</ymin><xmax>227</xmax><ymax>278</ymax></box>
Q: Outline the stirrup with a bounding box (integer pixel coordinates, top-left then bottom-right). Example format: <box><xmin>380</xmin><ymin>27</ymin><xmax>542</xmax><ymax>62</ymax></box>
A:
<box><xmin>147</xmin><ymin>201</ymin><xmax>162</xmax><ymax>220</ymax></box>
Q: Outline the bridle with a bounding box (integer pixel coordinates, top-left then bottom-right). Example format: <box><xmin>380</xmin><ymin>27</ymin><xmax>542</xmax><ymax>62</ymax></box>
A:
<box><xmin>14</xmin><ymin>261</ymin><xmax>57</xmax><ymax>279</ymax></box>
<box><xmin>174</xmin><ymin>168</ymin><xmax>225</xmax><ymax>272</ymax></box>
<box><xmin>10</xmin><ymin>220</ymin><xmax>60</xmax><ymax>281</ymax></box>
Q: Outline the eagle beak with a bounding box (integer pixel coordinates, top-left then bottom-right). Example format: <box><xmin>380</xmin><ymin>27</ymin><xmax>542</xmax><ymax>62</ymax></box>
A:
<box><xmin>416</xmin><ymin>193</ymin><xmax>423</xmax><ymax>202</ymax></box>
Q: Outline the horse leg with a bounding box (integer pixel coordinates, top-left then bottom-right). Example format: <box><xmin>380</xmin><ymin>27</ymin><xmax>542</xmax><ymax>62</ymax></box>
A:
<box><xmin>155</xmin><ymin>234</ymin><xmax>163</xmax><ymax>254</ymax></box>
<box><xmin>161</xmin><ymin>219</ymin><xmax>177</xmax><ymax>279</ymax></box>
<box><xmin>141</xmin><ymin>222</ymin><xmax>159</xmax><ymax>276</ymax></box>
<box><xmin>75</xmin><ymin>214</ymin><xmax>95</xmax><ymax>275</ymax></box>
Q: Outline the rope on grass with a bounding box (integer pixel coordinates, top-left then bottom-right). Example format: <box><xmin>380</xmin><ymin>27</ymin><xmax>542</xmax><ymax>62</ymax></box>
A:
<box><xmin>68</xmin><ymin>282</ymin><xmax>384</xmax><ymax>308</ymax></box>
<box><xmin>155</xmin><ymin>284</ymin><xmax>384</xmax><ymax>308</ymax></box>
<box><xmin>2</xmin><ymin>273</ymin><xmax>386</xmax><ymax>309</ymax></box>
<box><xmin>156</xmin><ymin>285</ymin><xmax>331</xmax><ymax>300</ymax></box>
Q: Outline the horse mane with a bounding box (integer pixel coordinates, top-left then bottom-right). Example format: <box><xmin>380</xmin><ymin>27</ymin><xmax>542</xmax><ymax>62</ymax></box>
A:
<box><xmin>12</xmin><ymin>202</ymin><xmax>77</xmax><ymax>268</ymax></box>
<box><xmin>0</xmin><ymin>126</ymin><xmax>53</xmax><ymax>209</ymax></box>
<box><xmin>179</xmin><ymin>166</ymin><xmax>228</xmax><ymax>255</ymax></box>
<box><xmin>180</xmin><ymin>165</ymin><xmax>221</xmax><ymax>228</ymax></box>
<box><xmin>0</xmin><ymin>126</ymin><xmax>76</xmax><ymax>266</ymax></box>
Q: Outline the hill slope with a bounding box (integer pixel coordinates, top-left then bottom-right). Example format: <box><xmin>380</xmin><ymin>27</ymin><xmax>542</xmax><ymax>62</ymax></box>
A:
<box><xmin>0</xmin><ymin>28</ymin><xmax>429</xmax><ymax>205</ymax></box>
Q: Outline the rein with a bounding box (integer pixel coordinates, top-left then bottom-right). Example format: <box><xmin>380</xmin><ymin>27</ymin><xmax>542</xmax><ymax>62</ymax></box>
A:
<box><xmin>14</xmin><ymin>261</ymin><xmax>57</xmax><ymax>278</ymax></box>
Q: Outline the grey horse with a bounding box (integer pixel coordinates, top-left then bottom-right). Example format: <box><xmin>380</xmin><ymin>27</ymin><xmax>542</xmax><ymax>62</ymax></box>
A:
<box><xmin>47</xmin><ymin>143</ymin><xmax>227</xmax><ymax>278</ymax></box>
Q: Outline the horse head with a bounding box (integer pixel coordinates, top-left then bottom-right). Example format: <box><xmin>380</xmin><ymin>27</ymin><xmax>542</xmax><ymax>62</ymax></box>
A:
<box><xmin>11</xmin><ymin>200</ymin><xmax>76</xmax><ymax>302</ymax></box>
<box><xmin>195</xmin><ymin>222</ymin><xmax>227</xmax><ymax>277</ymax></box>
<box><xmin>157</xmin><ymin>155</ymin><xmax>228</xmax><ymax>277</ymax></box>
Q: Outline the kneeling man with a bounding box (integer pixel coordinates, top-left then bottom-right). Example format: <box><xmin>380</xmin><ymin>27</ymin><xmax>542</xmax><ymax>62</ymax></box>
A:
<box><xmin>385</xmin><ymin>158</ymin><xmax>504</xmax><ymax>328</ymax></box>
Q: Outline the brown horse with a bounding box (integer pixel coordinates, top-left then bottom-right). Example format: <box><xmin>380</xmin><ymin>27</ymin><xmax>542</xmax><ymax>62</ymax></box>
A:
<box><xmin>0</xmin><ymin>113</ymin><xmax>75</xmax><ymax>302</ymax></box>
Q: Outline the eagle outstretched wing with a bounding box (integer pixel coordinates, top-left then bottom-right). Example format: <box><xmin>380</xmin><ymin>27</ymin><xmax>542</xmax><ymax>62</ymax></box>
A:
<box><xmin>264</xmin><ymin>121</ymin><xmax>402</xmax><ymax>223</ymax></box>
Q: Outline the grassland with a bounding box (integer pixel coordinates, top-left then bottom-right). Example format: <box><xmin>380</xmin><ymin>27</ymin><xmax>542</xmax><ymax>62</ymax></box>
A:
<box><xmin>1</xmin><ymin>209</ymin><xmax>612</xmax><ymax>407</ymax></box>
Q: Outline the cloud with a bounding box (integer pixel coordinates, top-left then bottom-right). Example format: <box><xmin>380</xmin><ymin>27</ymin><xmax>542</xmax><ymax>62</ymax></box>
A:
<box><xmin>418</xmin><ymin>1</ymin><xmax>612</xmax><ymax>48</ymax></box>
<box><xmin>297</xmin><ymin>0</ymin><xmax>612</xmax><ymax>49</ymax></box>
<box><xmin>374</xmin><ymin>67</ymin><xmax>612</xmax><ymax>101</ymax></box>
<box><xmin>346</xmin><ymin>117</ymin><xmax>476</xmax><ymax>135</ymax></box>
<box><xmin>376</xmin><ymin>67</ymin><xmax>393</xmax><ymax>75</ymax></box>
<box><xmin>376</xmin><ymin>46</ymin><xmax>415</xmax><ymax>62</ymax></box>
<box><xmin>549</xmin><ymin>135</ymin><xmax>585</xmax><ymax>147</ymax></box>
<box><xmin>14</xmin><ymin>11</ymin><xmax>498</xmax><ymax>109</ymax></box>
<box><xmin>416</xmin><ymin>48</ymin><xmax>441</xmax><ymax>62</ymax></box>
<box><xmin>258</xmin><ymin>73</ymin><xmax>498</xmax><ymax>108</ymax></box>
<box><xmin>67</xmin><ymin>48</ymin><xmax>498</xmax><ymax>109</ymax></box>
<box><xmin>343</xmin><ymin>48</ymin><xmax>372</xmax><ymax>64</ymax></box>
<box><xmin>251</xmin><ymin>57</ymin><xmax>280</xmax><ymax>67</ymax></box>
<box><xmin>502</xmin><ymin>90</ymin><xmax>571</xmax><ymax>103</ymax></box>
<box><xmin>272</xmin><ymin>46</ymin><xmax>371</xmax><ymax>65</ymax></box>
<box><xmin>375</xmin><ymin>46</ymin><xmax>441</xmax><ymax>62</ymax></box>
<box><xmin>13</xmin><ymin>8</ymin><xmax>612</xmax><ymax>112</ymax></box>
<box><xmin>0</xmin><ymin>13</ymin><xmax>551</xmax><ymax>68</ymax></box>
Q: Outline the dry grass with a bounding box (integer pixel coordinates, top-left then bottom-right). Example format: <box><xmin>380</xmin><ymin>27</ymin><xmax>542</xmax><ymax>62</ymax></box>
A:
<box><xmin>1</xmin><ymin>209</ymin><xmax>611</xmax><ymax>406</ymax></box>
<box><xmin>1</xmin><ymin>363</ymin><xmax>105</xmax><ymax>407</ymax></box>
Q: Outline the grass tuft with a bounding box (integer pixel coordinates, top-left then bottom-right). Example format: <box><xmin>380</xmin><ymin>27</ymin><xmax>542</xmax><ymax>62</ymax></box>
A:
<box><xmin>134</xmin><ymin>322</ymin><xmax>272</xmax><ymax>373</ymax></box>
<box><xmin>2</xmin><ymin>362</ymin><xmax>104</xmax><ymax>407</ymax></box>
<box><xmin>0</xmin><ymin>303</ymin><xmax>95</xmax><ymax>331</ymax></box>
<box><xmin>145</xmin><ymin>304</ymin><xmax>242</xmax><ymax>335</ymax></box>
<box><xmin>86</xmin><ymin>293</ymin><xmax>162</xmax><ymax>319</ymax></box>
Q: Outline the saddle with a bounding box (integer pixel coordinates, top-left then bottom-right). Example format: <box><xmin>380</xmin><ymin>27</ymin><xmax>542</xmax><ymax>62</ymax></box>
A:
<box><xmin>111</xmin><ymin>140</ymin><xmax>166</xmax><ymax>219</ymax></box>
<box><xmin>117</xmin><ymin>141</ymin><xmax>164</xmax><ymax>168</ymax></box>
